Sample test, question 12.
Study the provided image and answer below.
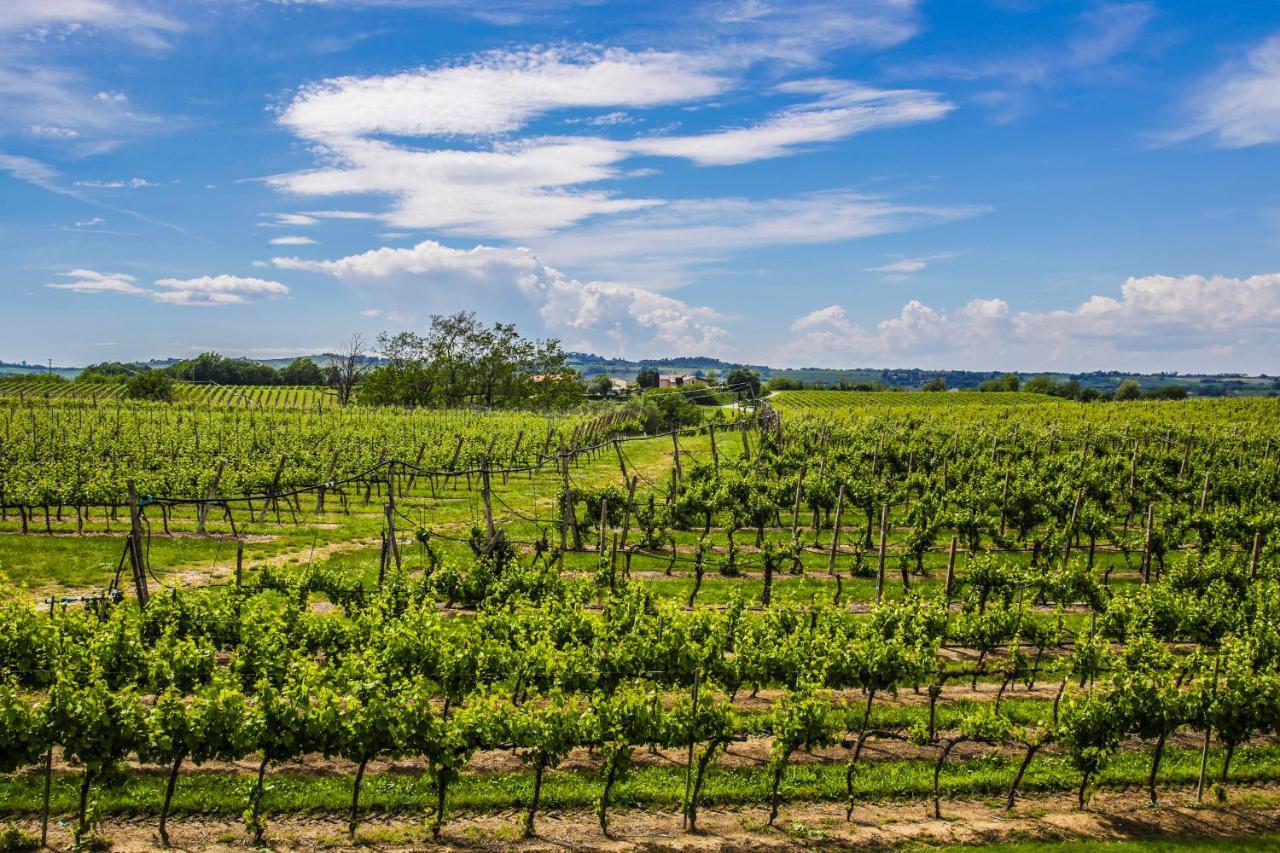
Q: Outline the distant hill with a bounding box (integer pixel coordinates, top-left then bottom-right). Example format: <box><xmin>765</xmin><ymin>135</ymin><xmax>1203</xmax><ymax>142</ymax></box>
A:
<box><xmin>3</xmin><ymin>354</ymin><xmax>1276</xmax><ymax>398</ymax></box>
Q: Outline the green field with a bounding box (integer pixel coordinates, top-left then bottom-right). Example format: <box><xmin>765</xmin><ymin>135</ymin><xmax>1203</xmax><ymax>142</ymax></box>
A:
<box><xmin>0</xmin><ymin>376</ymin><xmax>335</xmax><ymax>408</ymax></box>
<box><xmin>771</xmin><ymin>389</ymin><xmax>1061</xmax><ymax>411</ymax></box>
<box><xmin>0</xmin><ymin>393</ymin><xmax>1278</xmax><ymax>850</ymax></box>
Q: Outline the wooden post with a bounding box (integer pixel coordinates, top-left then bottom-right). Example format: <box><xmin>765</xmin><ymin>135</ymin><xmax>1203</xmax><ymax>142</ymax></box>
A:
<box><xmin>235</xmin><ymin>538</ymin><xmax>244</xmax><ymax>589</ymax></box>
<box><xmin>791</xmin><ymin>467</ymin><xmax>806</xmax><ymax>545</ymax></box>
<box><xmin>197</xmin><ymin>460</ymin><xmax>224</xmax><ymax>535</ymax></box>
<box><xmin>258</xmin><ymin>455</ymin><xmax>287</xmax><ymax>523</ymax></box>
<box><xmin>1199</xmin><ymin>471</ymin><xmax>1210</xmax><ymax>512</ymax></box>
<box><xmin>827</xmin><ymin>484</ymin><xmax>845</xmax><ymax>574</ymax></box>
<box><xmin>599</xmin><ymin>498</ymin><xmax>608</xmax><ymax>555</ymax></box>
<box><xmin>614</xmin><ymin>439</ymin><xmax>628</xmax><ymax>484</ymax></box>
<box><xmin>740</xmin><ymin>420</ymin><xmax>751</xmax><ymax>460</ymax></box>
<box><xmin>480</xmin><ymin>457</ymin><xmax>495</xmax><ymax>540</ymax></box>
<box><xmin>1141</xmin><ymin>503</ymin><xmax>1154</xmax><ymax>584</ymax></box>
<box><xmin>999</xmin><ymin>469</ymin><xmax>1011</xmax><ymax>537</ymax></box>
<box><xmin>944</xmin><ymin>536</ymin><xmax>957</xmax><ymax>603</ymax></box>
<box><xmin>620</xmin><ymin>476</ymin><xmax>636</xmax><ymax>549</ymax></box>
<box><xmin>709</xmin><ymin>425</ymin><xmax>718</xmax><ymax>468</ymax></box>
<box><xmin>1062</xmin><ymin>487</ymin><xmax>1083</xmax><ymax>570</ymax></box>
<box><xmin>506</xmin><ymin>431</ymin><xmax>524</xmax><ymax>485</ymax></box>
<box><xmin>1249</xmin><ymin>531</ymin><xmax>1263</xmax><ymax>580</ymax></box>
<box><xmin>875</xmin><ymin>502</ymin><xmax>889</xmax><ymax>603</ymax></box>
<box><xmin>126</xmin><ymin>479</ymin><xmax>149</xmax><ymax>607</ymax></box>
<box><xmin>384</xmin><ymin>502</ymin><xmax>400</xmax><ymax>574</ymax></box>
<box><xmin>671</xmin><ymin>430</ymin><xmax>682</xmax><ymax>485</ymax></box>
<box><xmin>316</xmin><ymin>449</ymin><xmax>340</xmax><ymax>513</ymax></box>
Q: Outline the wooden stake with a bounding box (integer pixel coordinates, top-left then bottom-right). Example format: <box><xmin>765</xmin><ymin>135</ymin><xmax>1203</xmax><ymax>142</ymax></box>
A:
<box><xmin>827</xmin><ymin>483</ymin><xmax>845</xmax><ymax>574</ymax></box>
<box><xmin>875</xmin><ymin>502</ymin><xmax>889</xmax><ymax>603</ymax></box>
<box><xmin>944</xmin><ymin>536</ymin><xmax>958</xmax><ymax>603</ymax></box>
<box><xmin>126</xmin><ymin>479</ymin><xmax>149</xmax><ymax>607</ymax></box>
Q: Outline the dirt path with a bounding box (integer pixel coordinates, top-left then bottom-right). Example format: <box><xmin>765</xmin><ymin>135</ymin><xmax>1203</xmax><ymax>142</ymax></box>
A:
<box><xmin>14</xmin><ymin>785</ymin><xmax>1280</xmax><ymax>851</ymax></box>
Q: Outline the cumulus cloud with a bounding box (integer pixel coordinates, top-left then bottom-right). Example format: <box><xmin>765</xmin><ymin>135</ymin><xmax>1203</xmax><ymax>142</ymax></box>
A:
<box><xmin>273</xmin><ymin>238</ymin><xmax>730</xmax><ymax>356</ymax></box>
<box><xmin>780</xmin><ymin>273</ymin><xmax>1280</xmax><ymax>371</ymax></box>
<box><xmin>1170</xmin><ymin>34</ymin><xmax>1280</xmax><ymax>148</ymax></box>
<box><xmin>46</xmin><ymin>269</ymin><xmax>289</xmax><ymax>305</ymax></box>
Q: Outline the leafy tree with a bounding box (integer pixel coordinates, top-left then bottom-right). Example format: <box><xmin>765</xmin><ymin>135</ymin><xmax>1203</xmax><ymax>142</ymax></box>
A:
<box><xmin>636</xmin><ymin>367</ymin><xmax>660</xmax><ymax>389</ymax></box>
<box><xmin>126</xmin><ymin>369</ymin><xmax>174</xmax><ymax>402</ymax></box>
<box><xmin>279</xmin><ymin>357</ymin><xmax>324</xmax><ymax>386</ymax></box>
<box><xmin>589</xmin><ymin>373</ymin><xmax>614</xmax><ymax>397</ymax></box>
<box><xmin>1115</xmin><ymin>379</ymin><xmax>1142</xmax><ymax>401</ymax></box>
<box><xmin>725</xmin><ymin>367</ymin><xmax>761</xmax><ymax>397</ymax></box>
<box><xmin>978</xmin><ymin>373</ymin><xmax>1020</xmax><ymax>392</ymax></box>
<box><xmin>921</xmin><ymin>376</ymin><xmax>947</xmax><ymax>392</ymax></box>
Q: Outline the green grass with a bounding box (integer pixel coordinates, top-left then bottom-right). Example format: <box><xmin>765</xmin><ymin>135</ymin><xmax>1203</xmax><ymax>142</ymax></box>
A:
<box><xmin>2</xmin><ymin>743</ymin><xmax>1276</xmax><ymax>819</ymax></box>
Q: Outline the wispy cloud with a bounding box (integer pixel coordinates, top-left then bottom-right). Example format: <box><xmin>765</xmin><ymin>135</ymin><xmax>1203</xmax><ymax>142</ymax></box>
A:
<box><xmin>270</xmin><ymin>48</ymin><xmax>955</xmax><ymax>239</ymax></box>
<box><xmin>1164</xmin><ymin>34</ymin><xmax>1280</xmax><ymax>148</ymax></box>
<box><xmin>270</xmin><ymin>235</ymin><xmax>319</xmax><ymax>245</ymax></box>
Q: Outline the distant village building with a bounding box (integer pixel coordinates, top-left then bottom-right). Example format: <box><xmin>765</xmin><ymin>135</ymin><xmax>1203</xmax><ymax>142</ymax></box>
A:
<box><xmin>610</xmin><ymin>377</ymin><xmax>629</xmax><ymax>391</ymax></box>
<box><xmin>658</xmin><ymin>374</ymin><xmax>709</xmax><ymax>388</ymax></box>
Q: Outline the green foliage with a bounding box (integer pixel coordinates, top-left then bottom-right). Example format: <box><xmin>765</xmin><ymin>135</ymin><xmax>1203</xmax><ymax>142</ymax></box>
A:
<box><xmin>125</xmin><ymin>369</ymin><xmax>174</xmax><ymax>402</ymax></box>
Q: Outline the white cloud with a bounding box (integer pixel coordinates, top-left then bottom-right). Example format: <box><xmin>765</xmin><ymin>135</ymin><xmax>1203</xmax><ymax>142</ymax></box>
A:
<box><xmin>73</xmin><ymin>177</ymin><xmax>157</xmax><ymax>188</ymax></box>
<box><xmin>780</xmin><ymin>273</ymin><xmax>1280</xmax><ymax>371</ymax></box>
<box><xmin>535</xmin><ymin>192</ymin><xmax>985</xmax><ymax>288</ymax></box>
<box><xmin>863</xmin><ymin>252</ymin><xmax>954</xmax><ymax>278</ymax></box>
<box><xmin>629</xmin><ymin>81</ymin><xmax>952</xmax><ymax>166</ymax></box>
<box><xmin>273</xmin><ymin>238</ymin><xmax>730</xmax><ymax>356</ymax></box>
<box><xmin>269</xmin><ymin>47</ymin><xmax>955</xmax><ymax>239</ymax></box>
<box><xmin>270</xmin><ymin>135</ymin><xmax>661</xmax><ymax>239</ymax></box>
<box><xmin>866</xmin><ymin>259</ymin><xmax>925</xmax><ymax>273</ymax></box>
<box><xmin>47</xmin><ymin>268</ymin><xmax>145</xmax><ymax>295</ymax></box>
<box><xmin>278</xmin><ymin>47</ymin><xmax>730</xmax><ymax>139</ymax></box>
<box><xmin>75</xmin><ymin>217</ymin><xmax>106</xmax><ymax>227</ymax></box>
<box><xmin>28</xmin><ymin>123</ymin><xmax>78</xmax><ymax>138</ymax></box>
<box><xmin>270</xmin><ymin>235</ymin><xmax>319</xmax><ymax>245</ymax></box>
<box><xmin>261</xmin><ymin>213</ymin><xmax>320</xmax><ymax>227</ymax></box>
<box><xmin>0</xmin><ymin>152</ymin><xmax>63</xmax><ymax>191</ymax></box>
<box><xmin>152</xmin><ymin>275</ymin><xmax>290</xmax><ymax>306</ymax></box>
<box><xmin>0</xmin><ymin>1</ymin><xmax>182</xmax><ymax>48</ymax></box>
<box><xmin>1171</xmin><ymin>34</ymin><xmax>1280</xmax><ymax>148</ymax></box>
<box><xmin>46</xmin><ymin>269</ymin><xmax>289</xmax><ymax>305</ymax></box>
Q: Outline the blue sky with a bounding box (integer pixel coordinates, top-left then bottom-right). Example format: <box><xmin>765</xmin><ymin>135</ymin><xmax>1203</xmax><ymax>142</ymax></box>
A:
<box><xmin>2</xmin><ymin>0</ymin><xmax>1278</xmax><ymax>372</ymax></box>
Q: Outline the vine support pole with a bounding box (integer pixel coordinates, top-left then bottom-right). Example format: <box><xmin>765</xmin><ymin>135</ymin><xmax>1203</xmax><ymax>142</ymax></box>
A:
<box><xmin>827</xmin><ymin>484</ymin><xmax>845</xmax><ymax>575</ymax></box>
<box><xmin>196</xmin><ymin>459</ymin><xmax>224</xmax><ymax>535</ymax></box>
<box><xmin>682</xmin><ymin>667</ymin><xmax>700</xmax><ymax>830</ymax></box>
<box><xmin>126</xmin><ymin>478</ymin><xmax>149</xmax><ymax>608</ymax></box>
<box><xmin>1141</xmin><ymin>502</ymin><xmax>1154</xmax><ymax>584</ymax></box>
<box><xmin>671</xmin><ymin>430</ymin><xmax>682</xmax><ymax>486</ymax></box>
<box><xmin>944</xmin><ymin>536</ymin><xmax>958</xmax><ymax>604</ymax></box>
<box><xmin>480</xmin><ymin>457</ymin><xmax>495</xmax><ymax>540</ymax></box>
<box><xmin>1250</xmin><ymin>531</ymin><xmax>1263</xmax><ymax>581</ymax></box>
<box><xmin>875</xmin><ymin>502</ymin><xmax>889</xmax><ymax>603</ymax></box>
